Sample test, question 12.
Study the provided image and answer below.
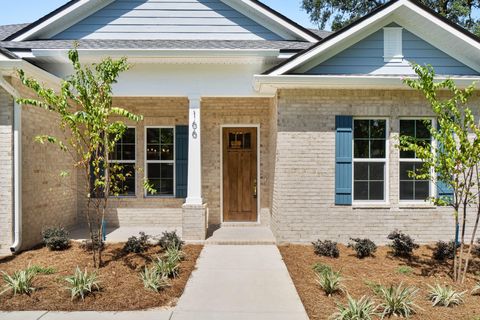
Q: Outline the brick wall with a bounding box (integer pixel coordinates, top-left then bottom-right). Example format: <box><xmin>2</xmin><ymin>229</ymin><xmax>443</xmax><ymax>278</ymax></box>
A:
<box><xmin>0</xmin><ymin>86</ymin><xmax>13</xmax><ymax>254</ymax></box>
<box><xmin>201</xmin><ymin>97</ymin><xmax>275</xmax><ymax>226</ymax></box>
<box><xmin>76</xmin><ymin>97</ymin><xmax>188</xmax><ymax>228</ymax></box>
<box><xmin>17</xmin><ymin>80</ymin><xmax>78</xmax><ymax>249</ymax></box>
<box><xmin>272</xmin><ymin>89</ymin><xmax>480</xmax><ymax>244</ymax></box>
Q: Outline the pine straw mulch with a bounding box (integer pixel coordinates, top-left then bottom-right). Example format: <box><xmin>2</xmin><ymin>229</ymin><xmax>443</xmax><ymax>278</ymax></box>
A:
<box><xmin>279</xmin><ymin>244</ymin><xmax>480</xmax><ymax>320</ymax></box>
<box><xmin>0</xmin><ymin>243</ymin><xmax>202</xmax><ymax>311</ymax></box>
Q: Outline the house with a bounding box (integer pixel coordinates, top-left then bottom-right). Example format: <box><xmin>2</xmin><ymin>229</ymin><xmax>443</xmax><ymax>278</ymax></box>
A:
<box><xmin>0</xmin><ymin>0</ymin><xmax>479</xmax><ymax>254</ymax></box>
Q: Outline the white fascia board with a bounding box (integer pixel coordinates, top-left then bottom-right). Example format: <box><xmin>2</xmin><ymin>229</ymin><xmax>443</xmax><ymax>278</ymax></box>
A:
<box><xmin>268</xmin><ymin>1</ymin><xmax>405</xmax><ymax>75</ymax></box>
<box><xmin>221</xmin><ymin>0</ymin><xmax>318</xmax><ymax>42</ymax></box>
<box><xmin>253</xmin><ymin>74</ymin><xmax>480</xmax><ymax>92</ymax></box>
<box><xmin>12</xmin><ymin>0</ymin><xmax>114</xmax><ymax>41</ymax></box>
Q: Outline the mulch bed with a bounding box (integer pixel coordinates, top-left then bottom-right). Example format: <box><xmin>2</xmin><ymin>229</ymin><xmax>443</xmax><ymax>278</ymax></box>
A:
<box><xmin>279</xmin><ymin>244</ymin><xmax>480</xmax><ymax>320</ymax></box>
<box><xmin>0</xmin><ymin>243</ymin><xmax>202</xmax><ymax>311</ymax></box>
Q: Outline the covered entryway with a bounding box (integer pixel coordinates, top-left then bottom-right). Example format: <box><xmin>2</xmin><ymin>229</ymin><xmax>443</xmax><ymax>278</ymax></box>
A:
<box><xmin>222</xmin><ymin>127</ymin><xmax>258</xmax><ymax>222</ymax></box>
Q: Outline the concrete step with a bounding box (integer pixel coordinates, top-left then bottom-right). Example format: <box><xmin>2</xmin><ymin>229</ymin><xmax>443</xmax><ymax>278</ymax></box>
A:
<box><xmin>205</xmin><ymin>227</ymin><xmax>276</xmax><ymax>245</ymax></box>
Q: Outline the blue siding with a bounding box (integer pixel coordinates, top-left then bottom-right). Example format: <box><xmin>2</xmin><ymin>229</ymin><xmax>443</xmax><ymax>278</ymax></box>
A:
<box><xmin>53</xmin><ymin>0</ymin><xmax>283</xmax><ymax>40</ymax></box>
<box><xmin>175</xmin><ymin>125</ymin><xmax>188</xmax><ymax>198</ymax></box>
<box><xmin>303</xmin><ymin>26</ymin><xmax>478</xmax><ymax>76</ymax></box>
<box><xmin>335</xmin><ymin>116</ymin><xmax>353</xmax><ymax>205</ymax></box>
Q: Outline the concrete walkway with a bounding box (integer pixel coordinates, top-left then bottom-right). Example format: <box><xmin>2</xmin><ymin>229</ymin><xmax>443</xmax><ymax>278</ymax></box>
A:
<box><xmin>171</xmin><ymin>245</ymin><xmax>309</xmax><ymax>320</ymax></box>
<box><xmin>0</xmin><ymin>310</ymin><xmax>173</xmax><ymax>320</ymax></box>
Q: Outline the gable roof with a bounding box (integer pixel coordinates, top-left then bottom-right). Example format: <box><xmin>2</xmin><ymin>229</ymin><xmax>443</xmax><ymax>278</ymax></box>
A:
<box><xmin>265</xmin><ymin>0</ymin><xmax>480</xmax><ymax>75</ymax></box>
<box><xmin>5</xmin><ymin>0</ymin><xmax>320</xmax><ymax>43</ymax></box>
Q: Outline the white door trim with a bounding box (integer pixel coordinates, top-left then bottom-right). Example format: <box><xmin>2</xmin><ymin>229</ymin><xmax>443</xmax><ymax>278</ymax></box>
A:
<box><xmin>220</xmin><ymin>124</ymin><xmax>261</xmax><ymax>224</ymax></box>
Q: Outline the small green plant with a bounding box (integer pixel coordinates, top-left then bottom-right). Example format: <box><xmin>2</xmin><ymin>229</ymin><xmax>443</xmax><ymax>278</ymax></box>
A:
<box><xmin>376</xmin><ymin>283</ymin><xmax>420</xmax><ymax>318</ymax></box>
<box><xmin>0</xmin><ymin>268</ymin><xmax>36</xmax><ymax>296</ymax></box>
<box><xmin>427</xmin><ymin>283</ymin><xmax>465</xmax><ymax>307</ymax></box>
<box><xmin>312</xmin><ymin>240</ymin><xmax>340</xmax><ymax>258</ymax></box>
<box><xmin>140</xmin><ymin>266</ymin><xmax>170</xmax><ymax>292</ymax></box>
<box><xmin>387</xmin><ymin>230</ymin><xmax>419</xmax><ymax>258</ymax></box>
<box><xmin>396</xmin><ymin>266</ymin><xmax>414</xmax><ymax>275</ymax></box>
<box><xmin>153</xmin><ymin>256</ymin><xmax>180</xmax><ymax>278</ymax></box>
<box><xmin>315</xmin><ymin>267</ymin><xmax>344</xmax><ymax>296</ymax></box>
<box><xmin>65</xmin><ymin>267</ymin><xmax>100</xmax><ymax>300</ymax></box>
<box><xmin>472</xmin><ymin>282</ymin><xmax>480</xmax><ymax>295</ymax></box>
<box><xmin>433</xmin><ymin>240</ymin><xmax>457</xmax><ymax>261</ymax></box>
<box><xmin>42</xmin><ymin>226</ymin><xmax>70</xmax><ymax>251</ymax></box>
<box><xmin>348</xmin><ymin>238</ymin><xmax>377</xmax><ymax>259</ymax></box>
<box><xmin>312</xmin><ymin>263</ymin><xmax>332</xmax><ymax>274</ymax></box>
<box><xmin>331</xmin><ymin>295</ymin><xmax>378</xmax><ymax>320</ymax></box>
<box><xmin>158</xmin><ymin>230</ymin><xmax>184</xmax><ymax>250</ymax></box>
<box><xmin>123</xmin><ymin>232</ymin><xmax>150</xmax><ymax>253</ymax></box>
<box><xmin>365</xmin><ymin>280</ymin><xmax>383</xmax><ymax>295</ymax></box>
<box><xmin>164</xmin><ymin>246</ymin><xmax>185</xmax><ymax>264</ymax></box>
<box><xmin>27</xmin><ymin>265</ymin><xmax>56</xmax><ymax>275</ymax></box>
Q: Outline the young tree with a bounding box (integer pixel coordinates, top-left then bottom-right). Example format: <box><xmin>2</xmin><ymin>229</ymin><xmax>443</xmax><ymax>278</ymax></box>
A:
<box><xmin>399</xmin><ymin>64</ymin><xmax>480</xmax><ymax>282</ymax></box>
<box><xmin>17</xmin><ymin>47</ymin><xmax>153</xmax><ymax>267</ymax></box>
<box><xmin>302</xmin><ymin>0</ymin><xmax>480</xmax><ymax>35</ymax></box>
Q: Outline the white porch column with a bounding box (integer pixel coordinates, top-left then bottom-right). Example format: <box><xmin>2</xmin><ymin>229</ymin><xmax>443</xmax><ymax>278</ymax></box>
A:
<box><xmin>185</xmin><ymin>95</ymin><xmax>203</xmax><ymax>205</ymax></box>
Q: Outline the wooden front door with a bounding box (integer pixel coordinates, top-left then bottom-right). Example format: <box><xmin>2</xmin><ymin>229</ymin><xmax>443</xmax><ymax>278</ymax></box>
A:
<box><xmin>223</xmin><ymin>127</ymin><xmax>258</xmax><ymax>222</ymax></box>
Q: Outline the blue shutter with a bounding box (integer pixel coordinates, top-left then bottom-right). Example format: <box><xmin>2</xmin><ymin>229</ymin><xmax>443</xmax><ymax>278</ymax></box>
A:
<box><xmin>436</xmin><ymin>121</ymin><xmax>454</xmax><ymax>202</ymax></box>
<box><xmin>175</xmin><ymin>126</ymin><xmax>189</xmax><ymax>198</ymax></box>
<box><xmin>335</xmin><ymin>116</ymin><xmax>353</xmax><ymax>205</ymax></box>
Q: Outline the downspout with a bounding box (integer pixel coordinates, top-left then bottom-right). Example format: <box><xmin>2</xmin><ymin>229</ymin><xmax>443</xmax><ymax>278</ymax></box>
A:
<box><xmin>10</xmin><ymin>100</ymin><xmax>21</xmax><ymax>253</ymax></box>
<box><xmin>0</xmin><ymin>75</ymin><xmax>22</xmax><ymax>253</ymax></box>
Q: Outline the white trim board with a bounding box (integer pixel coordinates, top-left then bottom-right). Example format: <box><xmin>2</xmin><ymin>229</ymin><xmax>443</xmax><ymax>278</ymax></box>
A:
<box><xmin>220</xmin><ymin>124</ymin><xmax>261</xmax><ymax>224</ymax></box>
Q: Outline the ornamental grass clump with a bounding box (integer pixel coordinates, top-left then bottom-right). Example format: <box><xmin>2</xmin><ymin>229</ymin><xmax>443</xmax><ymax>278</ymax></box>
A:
<box><xmin>312</xmin><ymin>240</ymin><xmax>339</xmax><ymax>258</ymax></box>
<box><xmin>315</xmin><ymin>266</ymin><xmax>344</xmax><ymax>296</ymax></box>
<box><xmin>376</xmin><ymin>283</ymin><xmax>420</xmax><ymax>318</ymax></box>
<box><xmin>65</xmin><ymin>267</ymin><xmax>100</xmax><ymax>300</ymax></box>
<box><xmin>154</xmin><ymin>255</ymin><xmax>180</xmax><ymax>278</ymax></box>
<box><xmin>164</xmin><ymin>245</ymin><xmax>185</xmax><ymax>264</ymax></box>
<box><xmin>0</xmin><ymin>268</ymin><xmax>36</xmax><ymax>296</ymax></box>
<box><xmin>140</xmin><ymin>266</ymin><xmax>170</xmax><ymax>293</ymax></box>
<box><xmin>348</xmin><ymin>238</ymin><xmax>377</xmax><ymax>259</ymax></box>
<box><xmin>472</xmin><ymin>282</ymin><xmax>480</xmax><ymax>295</ymax></box>
<box><xmin>332</xmin><ymin>295</ymin><xmax>378</xmax><ymax>320</ymax></box>
<box><xmin>427</xmin><ymin>283</ymin><xmax>465</xmax><ymax>307</ymax></box>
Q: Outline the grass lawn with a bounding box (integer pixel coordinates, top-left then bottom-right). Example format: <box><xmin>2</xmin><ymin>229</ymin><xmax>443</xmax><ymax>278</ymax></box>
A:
<box><xmin>0</xmin><ymin>243</ymin><xmax>202</xmax><ymax>311</ymax></box>
<box><xmin>279</xmin><ymin>244</ymin><xmax>480</xmax><ymax>320</ymax></box>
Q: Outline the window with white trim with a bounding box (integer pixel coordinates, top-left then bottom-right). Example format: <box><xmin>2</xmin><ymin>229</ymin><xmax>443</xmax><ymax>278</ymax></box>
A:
<box><xmin>110</xmin><ymin>127</ymin><xmax>136</xmax><ymax>196</ymax></box>
<box><xmin>146</xmin><ymin>127</ymin><xmax>175</xmax><ymax>196</ymax></box>
<box><xmin>353</xmin><ymin>119</ymin><xmax>387</xmax><ymax>201</ymax></box>
<box><xmin>399</xmin><ymin>119</ymin><xmax>432</xmax><ymax>201</ymax></box>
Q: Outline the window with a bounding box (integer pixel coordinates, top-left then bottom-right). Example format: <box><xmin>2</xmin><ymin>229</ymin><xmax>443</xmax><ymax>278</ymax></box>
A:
<box><xmin>146</xmin><ymin>127</ymin><xmax>175</xmax><ymax>196</ymax></box>
<box><xmin>110</xmin><ymin>127</ymin><xmax>136</xmax><ymax>196</ymax></box>
<box><xmin>399</xmin><ymin>119</ymin><xmax>432</xmax><ymax>201</ymax></box>
<box><xmin>353</xmin><ymin>119</ymin><xmax>387</xmax><ymax>201</ymax></box>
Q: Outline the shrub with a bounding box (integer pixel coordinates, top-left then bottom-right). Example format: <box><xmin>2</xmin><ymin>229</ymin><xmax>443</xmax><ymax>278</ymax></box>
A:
<box><xmin>312</xmin><ymin>240</ymin><xmax>340</xmax><ymax>258</ymax></box>
<box><xmin>473</xmin><ymin>239</ymin><xmax>480</xmax><ymax>257</ymax></box>
<box><xmin>376</xmin><ymin>283</ymin><xmax>420</xmax><ymax>318</ymax></box>
<box><xmin>65</xmin><ymin>267</ymin><xmax>100</xmax><ymax>300</ymax></box>
<box><xmin>315</xmin><ymin>267</ymin><xmax>344</xmax><ymax>296</ymax></box>
<box><xmin>332</xmin><ymin>295</ymin><xmax>378</xmax><ymax>320</ymax></box>
<box><xmin>348</xmin><ymin>238</ymin><xmax>377</xmax><ymax>259</ymax></box>
<box><xmin>427</xmin><ymin>284</ymin><xmax>465</xmax><ymax>307</ymax></box>
<box><xmin>158</xmin><ymin>230</ymin><xmax>184</xmax><ymax>250</ymax></box>
<box><xmin>140</xmin><ymin>266</ymin><xmax>170</xmax><ymax>292</ymax></box>
<box><xmin>433</xmin><ymin>240</ymin><xmax>457</xmax><ymax>261</ymax></box>
<box><xmin>123</xmin><ymin>232</ymin><xmax>150</xmax><ymax>253</ymax></box>
<box><xmin>396</xmin><ymin>266</ymin><xmax>414</xmax><ymax>275</ymax></box>
<box><xmin>42</xmin><ymin>227</ymin><xmax>70</xmax><ymax>251</ymax></box>
<box><xmin>153</xmin><ymin>256</ymin><xmax>180</xmax><ymax>278</ymax></box>
<box><xmin>0</xmin><ymin>268</ymin><xmax>36</xmax><ymax>296</ymax></box>
<box><xmin>387</xmin><ymin>230</ymin><xmax>419</xmax><ymax>258</ymax></box>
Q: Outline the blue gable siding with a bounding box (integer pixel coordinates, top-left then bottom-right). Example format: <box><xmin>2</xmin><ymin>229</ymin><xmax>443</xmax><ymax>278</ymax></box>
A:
<box><xmin>303</xmin><ymin>27</ymin><xmax>478</xmax><ymax>76</ymax></box>
<box><xmin>53</xmin><ymin>0</ymin><xmax>283</xmax><ymax>40</ymax></box>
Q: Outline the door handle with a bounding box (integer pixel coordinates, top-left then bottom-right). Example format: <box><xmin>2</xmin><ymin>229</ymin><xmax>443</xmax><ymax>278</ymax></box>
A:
<box><xmin>253</xmin><ymin>179</ymin><xmax>257</xmax><ymax>198</ymax></box>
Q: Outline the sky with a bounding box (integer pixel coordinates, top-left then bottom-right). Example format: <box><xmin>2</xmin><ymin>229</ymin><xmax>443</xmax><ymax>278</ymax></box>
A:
<box><xmin>0</xmin><ymin>0</ymin><xmax>316</xmax><ymax>28</ymax></box>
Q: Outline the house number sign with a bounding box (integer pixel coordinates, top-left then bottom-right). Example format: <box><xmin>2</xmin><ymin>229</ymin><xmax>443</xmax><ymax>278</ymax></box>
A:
<box><xmin>192</xmin><ymin>111</ymin><xmax>198</xmax><ymax>139</ymax></box>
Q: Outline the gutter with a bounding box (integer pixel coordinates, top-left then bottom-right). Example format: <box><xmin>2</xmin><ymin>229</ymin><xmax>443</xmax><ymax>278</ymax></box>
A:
<box><xmin>0</xmin><ymin>75</ymin><xmax>21</xmax><ymax>253</ymax></box>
